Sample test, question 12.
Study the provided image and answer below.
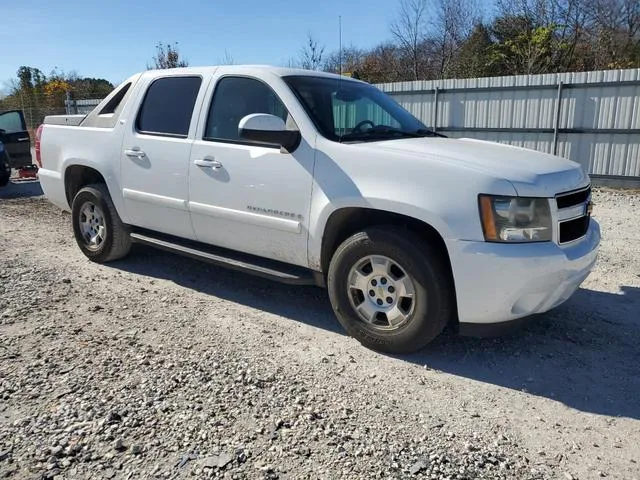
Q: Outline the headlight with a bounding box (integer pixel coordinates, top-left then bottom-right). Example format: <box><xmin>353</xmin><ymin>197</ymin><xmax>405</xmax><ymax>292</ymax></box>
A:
<box><xmin>479</xmin><ymin>195</ymin><xmax>552</xmax><ymax>242</ymax></box>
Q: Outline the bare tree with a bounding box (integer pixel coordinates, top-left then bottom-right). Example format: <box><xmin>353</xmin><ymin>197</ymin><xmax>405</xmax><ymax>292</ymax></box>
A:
<box><xmin>299</xmin><ymin>33</ymin><xmax>326</xmax><ymax>70</ymax></box>
<box><xmin>323</xmin><ymin>45</ymin><xmax>365</xmax><ymax>74</ymax></box>
<box><xmin>432</xmin><ymin>0</ymin><xmax>480</xmax><ymax>78</ymax></box>
<box><xmin>148</xmin><ymin>42</ymin><xmax>189</xmax><ymax>70</ymax></box>
<box><xmin>586</xmin><ymin>0</ymin><xmax>640</xmax><ymax>68</ymax></box>
<box><xmin>390</xmin><ymin>0</ymin><xmax>429</xmax><ymax>80</ymax></box>
<box><xmin>219</xmin><ymin>50</ymin><xmax>235</xmax><ymax>65</ymax></box>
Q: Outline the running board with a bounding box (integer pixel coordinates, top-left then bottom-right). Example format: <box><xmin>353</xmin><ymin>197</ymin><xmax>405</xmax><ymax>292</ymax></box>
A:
<box><xmin>130</xmin><ymin>231</ymin><xmax>318</xmax><ymax>286</ymax></box>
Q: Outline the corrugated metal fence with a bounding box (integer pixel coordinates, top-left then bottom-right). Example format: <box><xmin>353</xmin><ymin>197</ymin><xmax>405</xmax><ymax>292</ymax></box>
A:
<box><xmin>65</xmin><ymin>98</ymin><xmax>101</xmax><ymax>115</ymax></box>
<box><xmin>377</xmin><ymin>68</ymin><xmax>640</xmax><ymax>180</ymax></box>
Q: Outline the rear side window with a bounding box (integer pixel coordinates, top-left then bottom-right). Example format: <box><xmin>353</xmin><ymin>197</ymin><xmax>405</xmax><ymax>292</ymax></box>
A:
<box><xmin>136</xmin><ymin>76</ymin><xmax>202</xmax><ymax>137</ymax></box>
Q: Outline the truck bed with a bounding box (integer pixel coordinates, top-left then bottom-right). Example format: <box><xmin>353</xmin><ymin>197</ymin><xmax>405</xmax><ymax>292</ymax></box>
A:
<box><xmin>43</xmin><ymin>115</ymin><xmax>87</xmax><ymax>126</ymax></box>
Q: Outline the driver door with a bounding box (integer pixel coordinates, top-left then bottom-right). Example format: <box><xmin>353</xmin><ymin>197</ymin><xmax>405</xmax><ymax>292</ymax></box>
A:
<box><xmin>188</xmin><ymin>74</ymin><xmax>315</xmax><ymax>267</ymax></box>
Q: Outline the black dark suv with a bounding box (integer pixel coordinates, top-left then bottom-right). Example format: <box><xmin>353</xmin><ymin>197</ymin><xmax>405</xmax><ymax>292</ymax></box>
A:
<box><xmin>0</xmin><ymin>110</ymin><xmax>33</xmax><ymax>187</ymax></box>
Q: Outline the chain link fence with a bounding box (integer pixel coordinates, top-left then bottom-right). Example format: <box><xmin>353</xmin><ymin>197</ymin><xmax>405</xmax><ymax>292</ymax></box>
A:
<box><xmin>0</xmin><ymin>89</ymin><xmax>109</xmax><ymax>135</ymax></box>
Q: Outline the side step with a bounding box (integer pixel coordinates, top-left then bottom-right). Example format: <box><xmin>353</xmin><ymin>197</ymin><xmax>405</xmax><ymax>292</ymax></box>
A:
<box><xmin>130</xmin><ymin>231</ymin><xmax>318</xmax><ymax>286</ymax></box>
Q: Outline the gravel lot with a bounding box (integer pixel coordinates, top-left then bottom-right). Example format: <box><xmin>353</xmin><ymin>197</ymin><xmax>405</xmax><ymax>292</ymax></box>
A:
<box><xmin>1</xmin><ymin>180</ymin><xmax>639</xmax><ymax>480</ymax></box>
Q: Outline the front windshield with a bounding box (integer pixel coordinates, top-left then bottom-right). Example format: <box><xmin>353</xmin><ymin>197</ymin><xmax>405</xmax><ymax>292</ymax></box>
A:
<box><xmin>284</xmin><ymin>75</ymin><xmax>438</xmax><ymax>143</ymax></box>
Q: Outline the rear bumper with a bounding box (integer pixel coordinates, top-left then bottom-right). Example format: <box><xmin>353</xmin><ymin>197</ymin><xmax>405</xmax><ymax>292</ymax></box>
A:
<box><xmin>449</xmin><ymin>219</ymin><xmax>600</xmax><ymax>327</ymax></box>
<box><xmin>38</xmin><ymin>168</ymin><xmax>69</xmax><ymax>211</ymax></box>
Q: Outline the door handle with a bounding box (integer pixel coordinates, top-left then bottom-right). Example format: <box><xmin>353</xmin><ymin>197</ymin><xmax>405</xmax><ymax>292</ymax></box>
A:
<box><xmin>194</xmin><ymin>158</ymin><xmax>223</xmax><ymax>169</ymax></box>
<box><xmin>17</xmin><ymin>137</ymin><xmax>30</xmax><ymax>142</ymax></box>
<box><xmin>124</xmin><ymin>148</ymin><xmax>146</xmax><ymax>160</ymax></box>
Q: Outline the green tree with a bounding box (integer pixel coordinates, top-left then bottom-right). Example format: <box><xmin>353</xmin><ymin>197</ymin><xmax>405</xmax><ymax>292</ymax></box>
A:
<box><xmin>454</xmin><ymin>23</ymin><xmax>495</xmax><ymax>77</ymax></box>
<box><xmin>489</xmin><ymin>16</ymin><xmax>565</xmax><ymax>74</ymax></box>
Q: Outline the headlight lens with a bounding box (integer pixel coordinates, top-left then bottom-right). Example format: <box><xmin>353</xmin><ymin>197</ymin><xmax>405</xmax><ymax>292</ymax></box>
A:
<box><xmin>479</xmin><ymin>195</ymin><xmax>552</xmax><ymax>242</ymax></box>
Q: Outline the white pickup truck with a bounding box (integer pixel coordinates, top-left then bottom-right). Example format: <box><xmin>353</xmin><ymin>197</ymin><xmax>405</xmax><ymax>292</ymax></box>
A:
<box><xmin>36</xmin><ymin>66</ymin><xmax>600</xmax><ymax>353</ymax></box>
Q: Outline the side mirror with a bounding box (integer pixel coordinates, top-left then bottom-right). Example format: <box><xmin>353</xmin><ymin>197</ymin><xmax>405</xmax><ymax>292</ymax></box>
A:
<box><xmin>238</xmin><ymin>114</ymin><xmax>301</xmax><ymax>152</ymax></box>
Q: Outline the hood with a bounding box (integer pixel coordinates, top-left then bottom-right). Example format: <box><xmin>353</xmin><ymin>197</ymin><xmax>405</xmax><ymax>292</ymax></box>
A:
<box><xmin>359</xmin><ymin>137</ymin><xmax>589</xmax><ymax>197</ymax></box>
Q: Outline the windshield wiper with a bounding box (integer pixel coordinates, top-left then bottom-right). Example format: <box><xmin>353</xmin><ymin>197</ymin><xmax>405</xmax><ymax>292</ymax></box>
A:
<box><xmin>340</xmin><ymin>125</ymin><xmax>423</xmax><ymax>142</ymax></box>
<box><xmin>414</xmin><ymin>128</ymin><xmax>447</xmax><ymax>138</ymax></box>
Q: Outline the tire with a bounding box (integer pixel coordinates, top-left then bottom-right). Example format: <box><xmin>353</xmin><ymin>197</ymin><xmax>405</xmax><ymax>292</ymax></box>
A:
<box><xmin>71</xmin><ymin>183</ymin><xmax>131</xmax><ymax>263</ymax></box>
<box><xmin>327</xmin><ymin>227</ymin><xmax>453</xmax><ymax>353</ymax></box>
<box><xmin>0</xmin><ymin>162</ymin><xmax>9</xmax><ymax>187</ymax></box>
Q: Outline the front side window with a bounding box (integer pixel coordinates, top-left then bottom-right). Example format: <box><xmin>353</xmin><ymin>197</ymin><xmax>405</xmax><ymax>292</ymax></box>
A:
<box><xmin>0</xmin><ymin>111</ymin><xmax>26</xmax><ymax>133</ymax></box>
<box><xmin>136</xmin><ymin>76</ymin><xmax>202</xmax><ymax>137</ymax></box>
<box><xmin>284</xmin><ymin>75</ymin><xmax>437</xmax><ymax>143</ymax></box>
<box><xmin>204</xmin><ymin>76</ymin><xmax>288</xmax><ymax>144</ymax></box>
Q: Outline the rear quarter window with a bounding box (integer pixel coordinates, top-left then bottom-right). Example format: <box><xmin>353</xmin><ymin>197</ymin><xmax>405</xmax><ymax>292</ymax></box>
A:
<box><xmin>136</xmin><ymin>76</ymin><xmax>202</xmax><ymax>137</ymax></box>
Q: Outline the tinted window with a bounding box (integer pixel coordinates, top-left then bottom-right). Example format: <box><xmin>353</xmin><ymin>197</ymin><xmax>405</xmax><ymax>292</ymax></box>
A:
<box><xmin>136</xmin><ymin>76</ymin><xmax>202</xmax><ymax>137</ymax></box>
<box><xmin>285</xmin><ymin>75</ymin><xmax>430</xmax><ymax>143</ymax></box>
<box><xmin>205</xmin><ymin>77</ymin><xmax>288</xmax><ymax>143</ymax></box>
<box><xmin>99</xmin><ymin>83</ymin><xmax>130</xmax><ymax>115</ymax></box>
<box><xmin>0</xmin><ymin>111</ymin><xmax>25</xmax><ymax>132</ymax></box>
<box><xmin>331</xmin><ymin>91</ymin><xmax>401</xmax><ymax>137</ymax></box>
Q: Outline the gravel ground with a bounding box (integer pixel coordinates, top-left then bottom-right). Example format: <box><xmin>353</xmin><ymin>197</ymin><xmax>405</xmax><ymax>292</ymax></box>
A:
<box><xmin>0</xmin><ymin>180</ymin><xmax>639</xmax><ymax>480</ymax></box>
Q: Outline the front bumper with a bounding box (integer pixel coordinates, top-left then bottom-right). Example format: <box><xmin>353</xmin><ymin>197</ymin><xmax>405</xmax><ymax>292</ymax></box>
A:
<box><xmin>449</xmin><ymin>219</ymin><xmax>600</xmax><ymax>331</ymax></box>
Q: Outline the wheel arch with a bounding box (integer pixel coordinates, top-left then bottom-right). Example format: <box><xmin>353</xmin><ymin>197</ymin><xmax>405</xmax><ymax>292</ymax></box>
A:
<box><xmin>64</xmin><ymin>165</ymin><xmax>107</xmax><ymax>207</ymax></box>
<box><xmin>320</xmin><ymin>207</ymin><xmax>452</xmax><ymax>273</ymax></box>
<box><xmin>318</xmin><ymin>206</ymin><xmax>458</xmax><ymax>324</ymax></box>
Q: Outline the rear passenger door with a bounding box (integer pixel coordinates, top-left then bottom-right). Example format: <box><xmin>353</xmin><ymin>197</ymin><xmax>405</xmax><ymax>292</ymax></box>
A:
<box><xmin>0</xmin><ymin>110</ymin><xmax>32</xmax><ymax>168</ymax></box>
<box><xmin>120</xmin><ymin>75</ymin><xmax>207</xmax><ymax>239</ymax></box>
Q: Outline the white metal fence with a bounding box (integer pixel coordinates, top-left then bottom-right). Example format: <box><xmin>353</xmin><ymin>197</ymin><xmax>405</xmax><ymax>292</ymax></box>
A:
<box><xmin>377</xmin><ymin>68</ymin><xmax>640</xmax><ymax>179</ymax></box>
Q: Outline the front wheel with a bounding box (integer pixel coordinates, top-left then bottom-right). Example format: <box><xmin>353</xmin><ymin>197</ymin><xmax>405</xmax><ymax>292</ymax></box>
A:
<box><xmin>71</xmin><ymin>184</ymin><xmax>131</xmax><ymax>263</ymax></box>
<box><xmin>327</xmin><ymin>227</ymin><xmax>453</xmax><ymax>353</ymax></box>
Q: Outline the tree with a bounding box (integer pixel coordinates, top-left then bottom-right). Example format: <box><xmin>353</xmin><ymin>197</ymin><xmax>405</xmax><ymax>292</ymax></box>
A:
<box><xmin>454</xmin><ymin>23</ymin><xmax>495</xmax><ymax>77</ymax></box>
<box><xmin>219</xmin><ymin>50</ymin><xmax>235</xmax><ymax>65</ymax></box>
<box><xmin>16</xmin><ymin>66</ymin><xmax>45</xmax><ymax>92</ymax></box>
<box><xmin>299</xmin><ymin>33</ymin><xmax>325</xmax><ymax>70</ymax></box>
<box><xmin>432</xmin><ymin>0</ymin><xmax>480</xmax><ymax>78</ymax></box>
<box><xmin>0</xmin><ymin>66</ymin><xmax>114</xmax><ymax>130</ymax></box>
<box><xmin>390</xmin><ymin>0</ymin><xmax>429</xmax><ymax>80</ymax></box>
<box><xmin>585</xmin><ymin>0</ymin><xmax>640</xmax><ymax>68</ymax></box>
<box><xmin>359</xmin><ymin>44</ymin><xmax>405</xmax><ymax>83</ymax></box>
<box><xmin>148</xmin><ymin>42</ymin><xmax>189</xmax><ymax>69</ymax></box>
<box><xmin>495</xmin><ymin>0</ymin><xmax>591</xmax><ymax>71</ymax></box>
<box><xmin>323</xmin><ymin>45</ymin><xmax>365</xmax><ymax>75</ymax></box>
<box><xmin>489</xmin><ymin>18</ymin><xmax>563</xmax><ymax>74</ymax></box>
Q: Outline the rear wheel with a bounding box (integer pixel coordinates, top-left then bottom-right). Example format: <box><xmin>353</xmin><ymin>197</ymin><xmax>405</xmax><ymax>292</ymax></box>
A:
<box><xmin>71</xmin><ymin>184</ymin><xmax>131</xmax><ymax>262</ymax></box>
<box><xmin>327</xmin><ymin>227</ymin><xmax>453</xmax><ymax>353</ymax></box>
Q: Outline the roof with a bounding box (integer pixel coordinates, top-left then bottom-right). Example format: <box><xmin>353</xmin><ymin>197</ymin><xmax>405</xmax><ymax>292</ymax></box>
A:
<box><xmin>142</xmin><ymin>65</ymin><xmax>360</xmax><ymax>82</ymax></box>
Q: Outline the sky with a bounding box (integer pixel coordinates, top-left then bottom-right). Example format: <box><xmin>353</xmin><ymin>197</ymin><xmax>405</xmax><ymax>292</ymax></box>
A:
<box><xmin>0</xmin><ymin>0</ymin><xmax>430</xmax><ymax>91</ymax></box>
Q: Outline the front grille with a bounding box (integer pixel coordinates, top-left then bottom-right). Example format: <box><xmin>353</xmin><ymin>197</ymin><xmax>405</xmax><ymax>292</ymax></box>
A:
<box><xmin>556</xmin><ymin>186</ymin><xmax>591</xmax><ymax>209</ymax></box>
<box><xmin>559</xmin><ymin>216</ymin><xmax>590</xmax><ymax>243</ymax></box>
<box><xmin>556</xmin><ymin>186</ymin><xmax>591</xmax><ymax>244</ymax></box>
